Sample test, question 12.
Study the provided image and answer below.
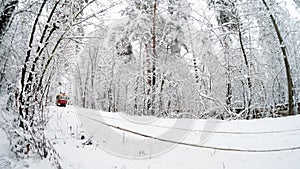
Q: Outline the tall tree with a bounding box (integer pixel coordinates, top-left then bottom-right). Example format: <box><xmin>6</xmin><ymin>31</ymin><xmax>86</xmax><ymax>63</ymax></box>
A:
<box><xmin>207</xmin><ymin>0</ymin><xmax>239</xmax><ymax>112</ymax></box>
<box><xmin>261</xmin><ymin>0</ymin><xmax>294</xmax><ymax>115</ymax></box>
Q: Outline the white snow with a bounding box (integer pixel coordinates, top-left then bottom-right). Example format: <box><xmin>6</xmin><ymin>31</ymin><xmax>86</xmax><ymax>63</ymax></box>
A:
<box><xmin>1</xmin><ymin>105</ymin><xmax>300</xmax><ymax>169</ymax></box>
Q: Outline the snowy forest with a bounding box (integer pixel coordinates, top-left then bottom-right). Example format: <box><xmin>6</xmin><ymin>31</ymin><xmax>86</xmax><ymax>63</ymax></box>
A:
<box><xmin>71</xmin><ymin>0</ymin><xmax>300</xmax><ymax>119</ymax></box>
<box><xmin>0</xmin><ymin>0</ymin><xmax>300</xmax><ymax>168</ymax></box>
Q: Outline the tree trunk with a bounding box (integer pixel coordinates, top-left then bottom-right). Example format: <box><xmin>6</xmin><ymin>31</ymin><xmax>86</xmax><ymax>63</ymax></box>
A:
<box><xmin>223</xmin><ymin>37</ymin><xmax>232</xmax><ymax>111</ymax></box>
<box><xmin>145</xmin><ymin>43</ymin><xmax>152</xmax><ymax>114</ymax></box>
<box><xmin>193</xmin><ymin>56</ymin><xmax>199</xmax><ymax>84</ymax></box>
<box><xmin>0</xmin><ymin>0</ymin><xmax>18</xmax><ymax>43</ymax></box>
<box><xmin>262</xmin><ymin>0</ymin><xmax>294</xmax><ymax>116</ymax></box>
<box><xmin>0</xmin><ymin>58</ymin><xmax>8</xmax><ymax>92</ymax></box>
<box><xmin>83</xmin><ymin>66</ymin><xmax>89</xmax><ymax>108</ymax></box>
<box><xmin>237</xmin><ymin>22</ymin><xmax>252</xmax><ymax>114</ymax></box>
<box><xmin>158</xmin><ymin>74</ymin><xmax>165</xmax><ymax>113</ymax></box>
<box><xmin>151</xmin><ymin>0</ymin><xmax>157</xmax><ymax>115</ymax></box>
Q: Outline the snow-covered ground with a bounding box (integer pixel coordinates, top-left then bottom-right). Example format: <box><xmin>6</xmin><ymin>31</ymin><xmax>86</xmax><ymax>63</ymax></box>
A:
<box><xmin>1</xmin><ymin>105</ymin><xmax>300</xmax><ymax>169</ymax></box>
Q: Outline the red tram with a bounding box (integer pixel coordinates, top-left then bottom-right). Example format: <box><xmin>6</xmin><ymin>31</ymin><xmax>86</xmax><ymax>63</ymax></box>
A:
<box><xmin>56</xmin><ymin>93</ymin><xmax>69</xmax><ymax>107</ymax></box>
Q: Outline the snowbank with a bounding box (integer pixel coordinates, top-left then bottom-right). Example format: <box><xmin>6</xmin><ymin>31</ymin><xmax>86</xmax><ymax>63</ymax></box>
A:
<box><xmin>1</xmin><ymin>105</ymin><xmax>299</xmax><ymax>169</ymax></box>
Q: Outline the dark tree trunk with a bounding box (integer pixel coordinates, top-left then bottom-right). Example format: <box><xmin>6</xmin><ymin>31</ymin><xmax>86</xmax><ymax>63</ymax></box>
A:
<box><xmin>237</xmin><ymin>22</ymin><xmax>252</xmax><ymax>113</ymax></box>
<box><xmin>262</xmin><ymin>0</ymin><xmax>294</xmax><ymax>116</ymax></box>
<box><xmin>145</xmin><ymin>44</ymin><xmax>151</xmax><ymax>113</ymax></box>
<box><xmin>0</xmin><ymin>0</ymin><xmax>18</xmax><ymax>43</ymax></box>
<box><xmin>151</xmin><ymin>0</ymin><xmax>157</xmax><ymax>115</ymax></box>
